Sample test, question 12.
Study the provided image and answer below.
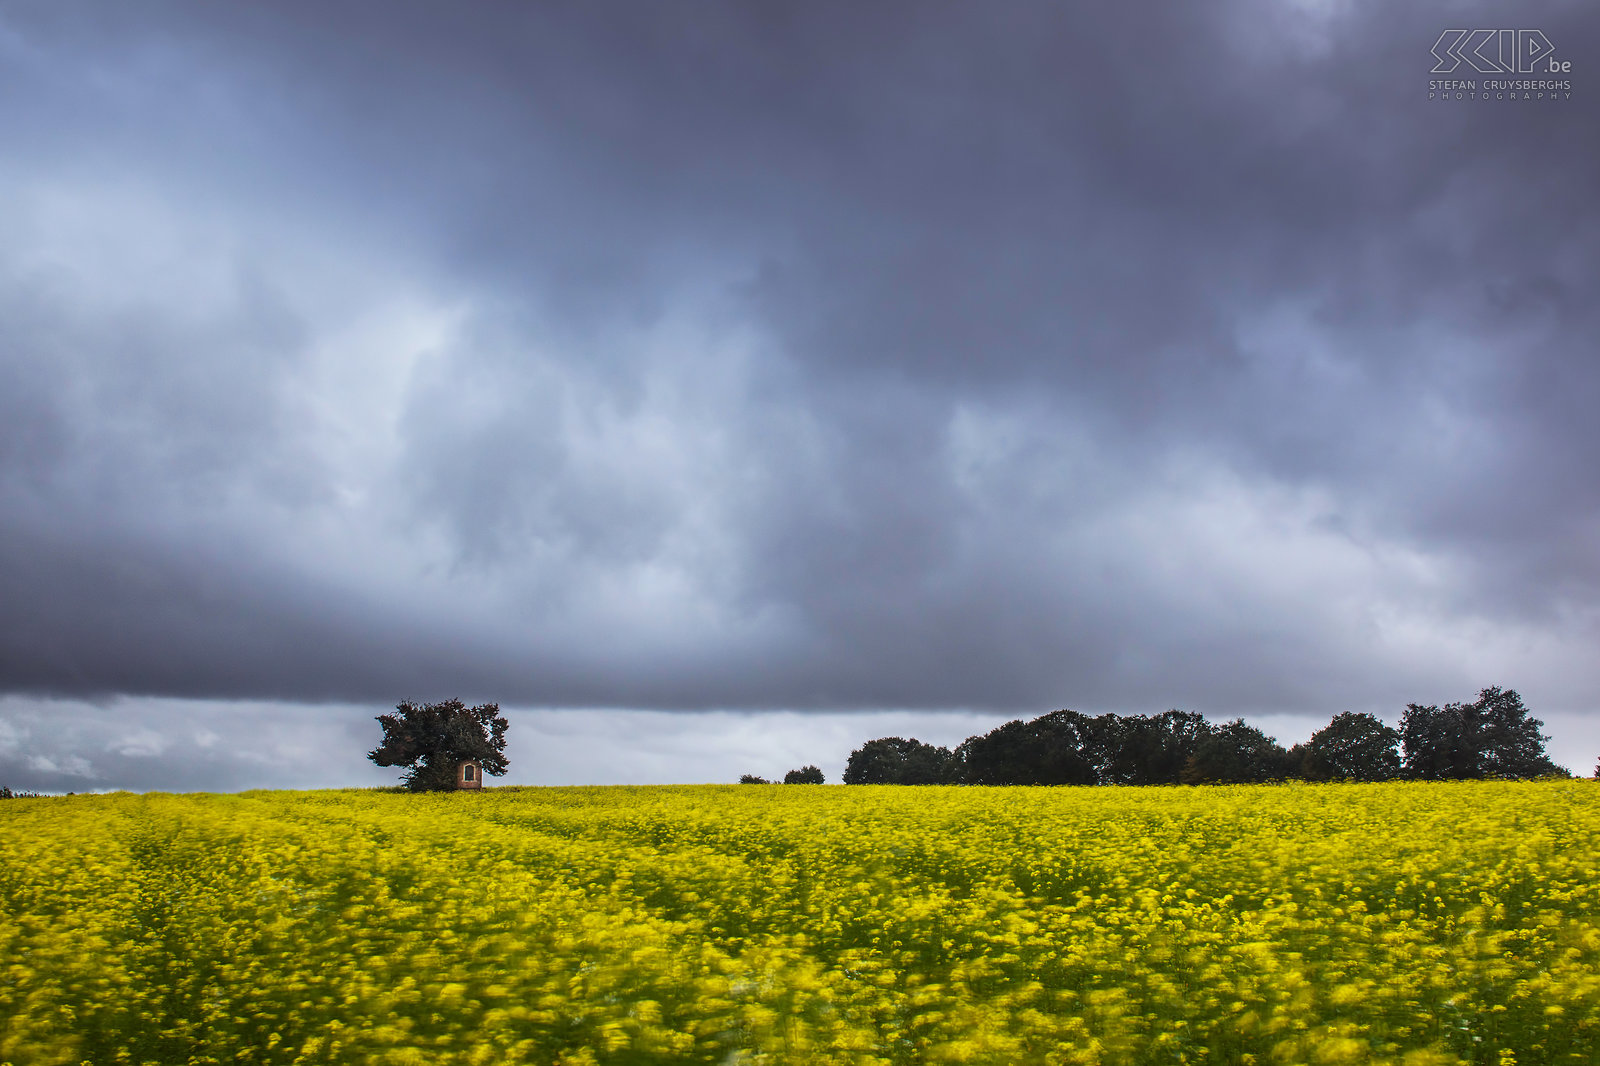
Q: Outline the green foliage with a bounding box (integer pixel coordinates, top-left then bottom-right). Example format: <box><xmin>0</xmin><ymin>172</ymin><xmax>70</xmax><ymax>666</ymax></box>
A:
<box><xmin>840</xmin><ymin>687</ymin><xmax>1561</xmax><ymax>789</ymax></box>
<box><xmin>849</xmin><ymin>710</ymin><xmax>1282</xmax><ymax>787</ymax></box>
<box><xmin>367</xmin><ymin>698</ymin><xmax>509</xmax><ymax>792</ymax></box>
<box><xmin>959</xmin><ymin>711</ymin><xmax>1100</xmax><ymax>786</ymax></box>
<box><xmin>1473</xmin><ymin>686</ymin><xmax>1564</xmax><ymax>778</ymax></box>
<box><xmin>0</xmin><ymin>785</ymin><xmax>44</xmax><ymax>799</ymax></box>
<box><xmin>1401</xmin><ymin>687</ymin><xmax>1564</xmax><ymax>780</ymax></box>
<box><xmin>783</xmin><ymin>765</ymin><xmax>825</xmax><ymax>784</ymax></box>
<box><xmin>956</xmin><ymin>710</ymin><xmax>1216</xmax><ymax>786</ymax></box>
<box><xmin>1399</xmin><ymin>702</ymin><xmax>1461</xmax><ymax>780</ymax></box>
<box><xmin>1294</xmin><ymin>711</ymin><xmax>1401</xmax><ymax>782</ymax></box>
<box><xmin>1096</xmin><ymin>710</ymin><xmax>1213</xmax><ymax>785</ymax></box>
<box><xmin>842</xmin><ymin>737</ymin><xmax>960</xmax><ymax>784</ymax></box>
<box><xmin>739</xmin><ymin>774</ymin><xmax>771</xmax><ymax>784</ymax></box>
<box><xmin>1180</xmin><ymin>719</ymin><xmax>1293</xmax><ymax>784</ymax></box>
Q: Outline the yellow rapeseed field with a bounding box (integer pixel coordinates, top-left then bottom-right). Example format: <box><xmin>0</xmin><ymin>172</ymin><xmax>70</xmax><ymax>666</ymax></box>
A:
<box><xmin>2</xmin><ymin>781</ymin><xmax>1598</xmax><ymax>1066</ymax></box>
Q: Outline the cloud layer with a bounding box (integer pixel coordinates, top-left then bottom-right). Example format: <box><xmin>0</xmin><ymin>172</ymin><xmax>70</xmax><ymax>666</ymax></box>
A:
<box><xmin>1</xmin><ymin>1</ymin><xmax>1597</xmax><ymax>786</ymax></box>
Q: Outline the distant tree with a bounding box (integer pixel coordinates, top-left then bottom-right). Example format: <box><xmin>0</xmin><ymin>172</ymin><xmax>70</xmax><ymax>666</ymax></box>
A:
<box><xmin>1098</xmin><ymin>711</ymin><xmax>1214</xmax><ymax>785</ymax></box>
<box><xmin>842</xmin><ymin>737</ymin><xmax>960</xmax><ymax>784</ymax></box>
<box><xmin>739</xmin><ymin>774</ymin><xmax>771</xmax><ymax>784</ymax></box>
<box><xmin>1295</xmin><ymin>712</ymin><xmax>1401</xmax><ymax>782</ymax></box>
<box><xmin>1</xmin><ymin>786</ymin><xmax>43</xmax><ymax>799</ymax></box>
<box><xmin>954</xmin><ymin>709</ymin><xmax>1216</xmax><ymax>787</ymax></box>
<box><xmin>783</xmin><ymin>765</ymin><xmax>825</xmax><ymax>784</ymax></box>
<box><xmin>958</xmin><ymin>710</ymin><xmax>1102</xmax><ymax>786</ymax></box>
<box><xmin>368</xmin><ymin>698</ymin><xmax>509</xmax><ymax>792</ymax></box>
<box><xmin>1401</xmin><ymin>687</ymin><xmax>1564</xmax><ymax>780</ymax></box>
<box><xmin>1181</xmin><ymin>719</ymin><xmax>1293</xmax><ymax>784</ymax></box>
<box><xmin>1398</xmin><ymin>703</ymin><xmax>1464</xmax><ymax>780</ymax></box>
<box><xmin>1473</xmin><ymin>687</ymin><xmax>1565</xmax><ymax>778</ymax></box>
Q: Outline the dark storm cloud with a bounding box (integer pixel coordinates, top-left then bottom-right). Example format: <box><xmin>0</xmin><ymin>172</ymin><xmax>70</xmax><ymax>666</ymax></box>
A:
<box><xmin>1</xmin><ymin>0</ymin><xmax>1598</xmax><ymax>748</ymax></box>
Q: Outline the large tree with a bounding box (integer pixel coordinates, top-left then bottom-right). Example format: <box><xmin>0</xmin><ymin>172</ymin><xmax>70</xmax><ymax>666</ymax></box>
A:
<box><xmin>368</xmin><ymin>698</ymin><xmax>509</xmax><ymax>792</ymax></box>
<box><xmin>1471</xmin><ymin>687</ymin><xmax>1564</xmax><ymax>779</ymax></box>
<box><xmin>1180</xmin><ymin>719</ymin><xmax>1293</xmax><ymax>784</ymax></box>
<box><xmin>957</xmin><ymin>710</ymin><xmax>1103</xmax><ymax>786</ymax></box>
<box><xmin>842</xmin><ymin>737</ymin><xmax>960</xmax><ymax>784</ymax></box>
<box><xmin>1294</xmin><ymin>712</ymin><xmax>1401</xmax><ymax>782</ymax></box>
<box><xmin>1097</xmin><ymin>710</ymin><xmax>1214</xmax><ymax>785</ymax></box>
<box><xmin>953</xmin><ymin>709</ymin><xmax>1212</xmax><ymax>787</ymax></box>
<box><xmin>1397</xmin><ymin>702</ymin><xmax>1465</xmax><ymax>780</ymax></box>
<box><xmin>1401</xmin><ymin>687</ymin><xmax>1564</xmax><ymax>780</ymax></box>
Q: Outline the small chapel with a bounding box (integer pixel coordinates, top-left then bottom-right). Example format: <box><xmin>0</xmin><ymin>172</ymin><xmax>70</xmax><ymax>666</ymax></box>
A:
<box><xmin>455</xmin><ymin>758</ymin><xmax>484</xmax><ymax>790</ymax></box>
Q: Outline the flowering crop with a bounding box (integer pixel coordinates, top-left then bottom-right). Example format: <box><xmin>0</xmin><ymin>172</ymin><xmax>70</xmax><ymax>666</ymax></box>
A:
<box><xmin>2</xmin><ymin>781</ymin><xmax>1598</xmax><ymax>1065</ymax></box>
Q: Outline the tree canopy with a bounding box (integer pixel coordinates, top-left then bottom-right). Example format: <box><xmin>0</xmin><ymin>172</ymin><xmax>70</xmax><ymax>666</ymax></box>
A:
<box><xmin>1097</xmin><ymin>711</ymin><xmax>1214</xmax><ymax>785</ymax></box>
<box><xmin>842</xmin><ymin>737</ymin><xmax>961</xmax><ymax>784</ymax></box>
<box><xmin>368</xmin><ymin>699</ymin><xmax>509</xmax><ymax>792</ymax></box>
<box><xmin>1293</xmin><ymin>712</ymin><xmax>1401</xmax><ymax>782</ymax></box>
<box><xmin>1400</xmin><ymin>687</ymin><xmax>1562</xmax><ymax>780</ymax></box>
<box><xmin>959</xmin><ymin>711</ymin><xmax>1101</xmax><ymax>786</ymax></box>
<box><xmin>784</xmin><ymin>765</ymin><xmax>826</xmax><ymax>784</ymax></box>
<box><xmin>1180</xmin><ymin>719</ymin><xmax>1293</xmax><ymax>785</ymax></box>
<box><xmin>955</xmin><ymin>709</ymin><xmax>1219</xmax><ymax>786</ymax></box>
<box><xmin>836</xmin><ymin>686</ymin><xmax>1563</xmax><ymax>787</ymax></box>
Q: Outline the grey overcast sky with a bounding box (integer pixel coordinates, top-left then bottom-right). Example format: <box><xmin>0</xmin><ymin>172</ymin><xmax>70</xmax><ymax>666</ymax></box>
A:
<box><xmin>2</xmin><ymin>1</ymin><xmax>1598</xmax><ymax>792</ymax></box>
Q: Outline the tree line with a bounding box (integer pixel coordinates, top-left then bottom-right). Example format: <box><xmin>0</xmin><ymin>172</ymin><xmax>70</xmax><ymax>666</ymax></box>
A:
<box><xmin>840</xmin><ymin>686</ymin><xmax>1570</xmax><ymax>785</ymax></box>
